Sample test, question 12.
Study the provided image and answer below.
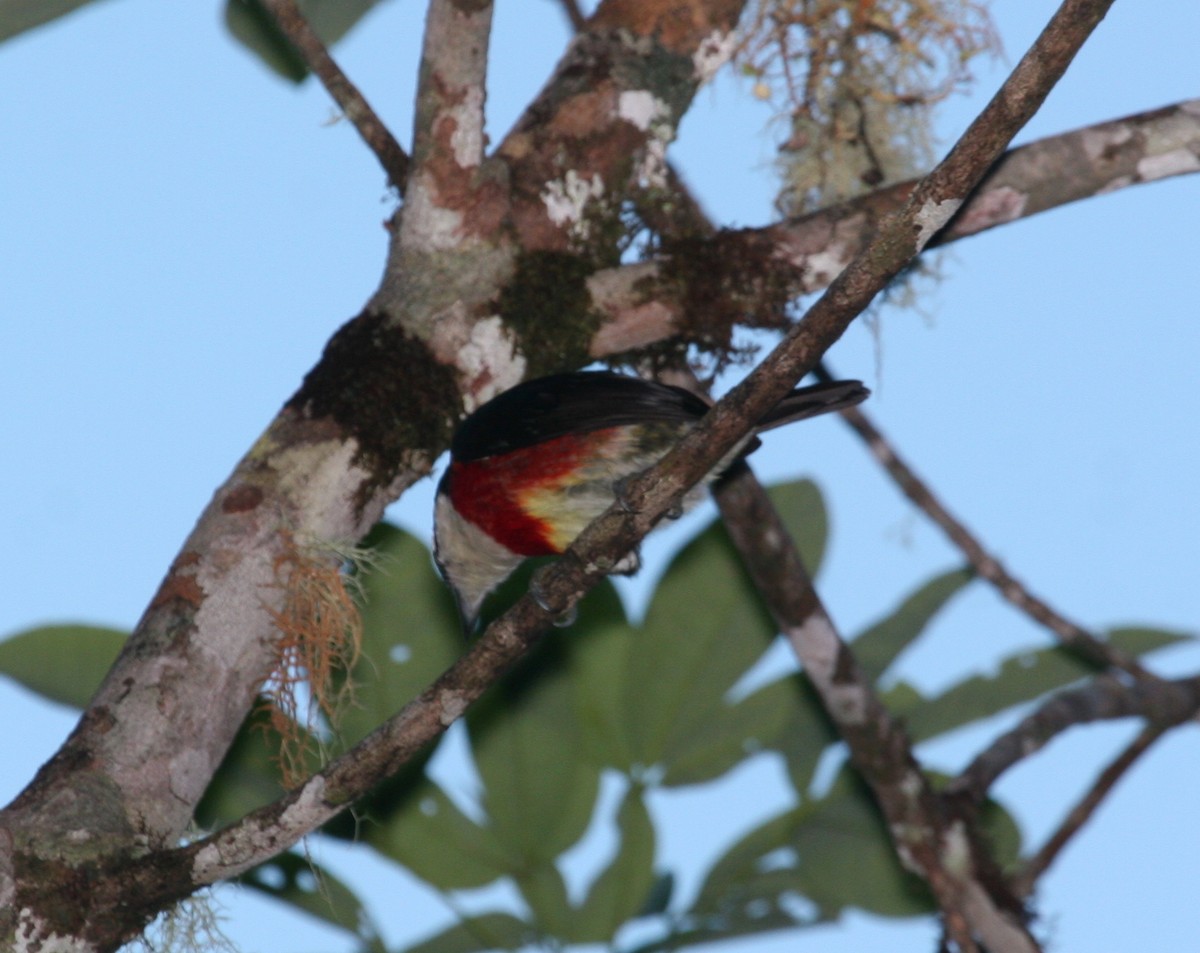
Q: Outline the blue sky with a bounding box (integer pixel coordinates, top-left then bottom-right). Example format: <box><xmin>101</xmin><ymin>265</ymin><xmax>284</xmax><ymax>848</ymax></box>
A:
<box><xmin>2</xmin><ymin>1</ymin><xmax>1198</xmax><ymax>951</ymax></box>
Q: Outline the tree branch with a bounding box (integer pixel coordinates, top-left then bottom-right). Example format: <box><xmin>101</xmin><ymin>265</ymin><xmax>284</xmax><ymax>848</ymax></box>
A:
<box><xmin>712</xmin><ymin>465</ymin><xmax>1036</xmax><ymax>952</ymax></box>
<box><xmin>814</xmin><ymin>362</ymin><xmax>1157</xmax><ymax>681</ymax></box>
<box><xmin>495</xmin><ymin>0</ymin><xmax>743</xmax><ymax>252</ymax></box>
<box><xmin>1012</xmin><ymin>722</ymin><xmax>1167</xmax><ymax>898</ymax></box>
<box><xmin>171</xmin><ymin>596</ymin><xmax>556</xmax><ymax>887</ymax></box>
<box><xmin>951</xmin><ymin>673</ymin><xmax>1200</xmax><ymax>801</ymax></box>
<box><xmin>586</xmin><ymin>99</ymin><xmax>1200</xmax><ymax>358</ymax></box>
<box><xmin>261</xmin><ymin>0</ymin><xmax>410</xmax><ymax>188</ymax></box>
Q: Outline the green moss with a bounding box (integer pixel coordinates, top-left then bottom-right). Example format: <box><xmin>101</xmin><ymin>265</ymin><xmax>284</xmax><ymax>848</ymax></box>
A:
<box><xmin>287</xmin><ymin>310</ymin><xmax>460</xmax><ymax>499</ymax></box>
<box><xmin>653</xmin><ymin>230</ymin><xmax>797</xmax><ymax>368</ymax></box>
<box><xmin>498</xmin><ymin>251</ymin><xmax>602</xmax><ymax>378</ymax></box>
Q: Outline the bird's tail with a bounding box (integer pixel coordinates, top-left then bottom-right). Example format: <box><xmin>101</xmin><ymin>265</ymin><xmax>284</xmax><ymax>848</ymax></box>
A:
<box><xmin>756</xmin><ymin>379</ymin><xmax>869</xmax><ymax>432</ymax></box>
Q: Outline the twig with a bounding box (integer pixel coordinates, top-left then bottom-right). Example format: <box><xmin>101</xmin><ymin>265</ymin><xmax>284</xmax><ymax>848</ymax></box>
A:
<box><xmin>555</xmin><ymin>0</ymin><xmax>587</xmax><ymax>32</ymax></box>
<box><xmin>261</xmin><ymin>0</ymin><xmax>410</xmax><ymax>189</ymax></box>
<box><xmin>815</xmin><ymin>362</ymin><xmax>1157</xmax><ymax>682</ymax></box>
<box><xmin>1012</xmin><ymin>722</ymin><xmax>1167</xmax><ymax>897</ymax></box>
<box><xmin>951</xmin><ymin>673</ymin><xmax>1200</xmax><ymax>801</ymax></box>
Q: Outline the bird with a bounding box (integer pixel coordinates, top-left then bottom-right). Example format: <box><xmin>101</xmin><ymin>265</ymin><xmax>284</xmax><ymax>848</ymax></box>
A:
<box><xmin>433</xmin><ymin>370</ymin><xmax>868</xmax><ymax>629</ymax></box>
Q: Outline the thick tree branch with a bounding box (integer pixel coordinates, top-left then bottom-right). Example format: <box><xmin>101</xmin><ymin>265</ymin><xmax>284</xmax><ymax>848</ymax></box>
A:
<box><xmin>712</xmin><ymin>465</ymin><xmax>1036</xmax><ymax>952</ymax></box>
<box><xmin>496</xmin><ymin>0</ymin><xmax>742</xmax><ymax>253</ymax></box>
<box><xmin>261</xmin><ymin>0</ymin><xmax>410</xmax><ymax>188</ymax></box>
<box><xmin>587</xmin><ymin>99</ymin><xmax>1200</xmax><ymax>358</ymax></box>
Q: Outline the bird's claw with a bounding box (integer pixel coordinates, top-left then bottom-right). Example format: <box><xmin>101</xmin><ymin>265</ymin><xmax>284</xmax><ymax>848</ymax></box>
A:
<box><xmin>530</xmin><ymin>565</ymin><xmax>578</xmax><ymax>628</ymax></box>
<box><xmin>613</xmin><ymin>476</ymin><xmax>636</xmax><ymax>514</ymax></box>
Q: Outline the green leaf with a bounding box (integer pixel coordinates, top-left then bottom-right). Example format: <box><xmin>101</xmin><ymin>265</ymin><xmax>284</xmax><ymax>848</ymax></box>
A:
<box><xmin>569</xmin><ymin>618</ymin><xmax>636</xmax><ymax>773</ymax></box>
<box><xmin>898</xmin><ymin>626</ymin><xmax>1191</xmax><ymax>743</ymax></box>
<box><xmin>573</xmin><ymin>787</ymin><xmax>657</xmax><ymax>942</ymax></box>
<box><xmin>766</xmin><ymin>479</ymin><xmax>829</xmax><ymax>576</ymax></box>
<box><xmin>852</xmin><ymin>567</ymin><xmax>974</xmax><ymax>682</ymax></box>
<box><xmin>468</xmin><ymin>641</ymin><xmax>601</xmax><ymax>865</ymax></box>
<box><xmin>0</xmin><ymin>0</ymin><xmax>111</xmax><ymax>44</ymax></box>
<box><xmin>694</xmin><ymin>767</ymin><xmax>933</xmax><ymax>929</ymax></box>
<box><xmin>240</xmin><ymin>852</ymin><xmax>385</xmax><ymax>951</ymax></box>
<box><xmin>978</xmin><ymin>792</ymin><xmax>1023</xmax><ymax>872</ymax></box>
<box><xmin>0</xmin><ymin>624</ymin><xmax>125</xmax><ymax>708</ymax></box>
<box><xmin>196</xmin><ymin>705</ymin><xmax>304</xmax><ymax>827</ymax></box>
<box><xmin>401</xmin><ymin>912</ymin><xmax>531</xmax><ymax>953</ymax></box>
<box><xmin>1106</xmin><ymin>625</ymin><xmax>1193</xmax><ymax>654</ymax></box>
<box><xmin>661</xmin><ymin>676</ymin><xmax>794</xmax><ymax>787</ymax></box>
<box><xmin>367</xmin><ymin>778</ymin><xmax>513</xmax><ymax>890</ymax></box>
<box><xmin>515</xmin><ymin>862</ymin><xmax>573</xmax><ymax>939</ymax></box>
<box><xmin>224</xmin><ymin>0</ymin><xmax>385</xmax><ymax>82</ymax></box>
<box><xmin>771</xmin><ymin>675</ymin><xmax>840</xmax><ymax>796</ymax></box>
<box><xmin>625</xmin><ymin>518</ymin><xmax>778</xmax><ymax>774</ymax></box>
<box><xmin>335</xmin><ymin>523</ymin><xmax>462</xmax><ymax>750</ymax></box>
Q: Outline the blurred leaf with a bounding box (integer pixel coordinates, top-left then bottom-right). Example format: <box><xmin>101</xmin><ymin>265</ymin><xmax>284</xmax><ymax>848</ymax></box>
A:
<box><xmin>1106</xmin><ymin>625</ymin><xmax>1193</xmax><ymax>653</ymax></box>
<box><xmin>0</xmin><ymin>624</ymin><xmax>125</xmax><ymax>708</ymax></box>
<box><xmin>224</xmin><ymin>0</ymin><xmax>385</xmax><ymax>82</ymax></box>
<box><xmin>240</xmin><ymin>852</ymin><xmax>385</xmax><ymax>952</ymax></box>
<box><xmin>569</xmin><ymin>618</ymin><xmax>636</xmax><ymax>773</ymax></box>
<box><xmin>898</xmin><ymin>626</ymin><xmax>1191</xmax><ymax>742</ymax></box>
<box><xmin>638</xmin><ymin>871</ymin><xmax>675</xmax><ymax>917</ymax></box>
<box><xmin>573</xmin><ymin>787</ymin><xmax>657</xmax><ymax>942</ymax></box>
<box><xmin>694</xmin><ymin>767</ymin><xmax>932</xmax><ymax>928</ymax></box>
<box><xmin>626</xmin><ymin>518</ymin><xmax>777</xmax><ymax>773</ymax></box>
<box><xmin>978</xmin><ymin>792</ymin><xmax>1023</xmax><ymax>872</ymax></box>
<box><xmin>335</xmin><ymin>523</ymin><xmax>462</xmax><ymax>751</ymax></box>
<box><xmin>401</xmin><ymin>912</ymin><xmax>530</xmax><ymax>953</ymax></box>
<box><xmin>468</xmin><ymin>641</ymin><xmax>601</xmax><ymax>864</ymax></box>
<box><xmin>197</xmin><ymin>704</ymin><xmax>317</xmax><ymax>828</ymax></box>
<box><xmin>515</xmin><ymin>862</ymin><xmax>573</xmax><ymax>939</ymax></box>
<box><xmin>564</xmin><ymin>576</ymin><xmax>636</xmax><ymax>774</ymax></box>
<box><xmin>0</xmin><ymin>0</ymin><xmax>111</xmax><ymax>43</ymax></box>
<box><xmin>773</xmin><ymin>675</ymin><xmax>840</xmax><ymax>796</ymax></box>
<box><xmin>366</xmin><ymin>778</ymin><xmax>513</xmax><ymax>890</ymax></box>
<box><xmin>662</xmin><ymin>676</ymin><xmax>794</xmax><ymax>787</ymax></box>
<box><xmin>766</xmin><ymin>478</ymin><xmax>828</xmax><ymax>576</ymax></box>
<box><xmin>852</xmin><ymin>567</ymin><xmax>974</xmax><ymax>682</ymax></box>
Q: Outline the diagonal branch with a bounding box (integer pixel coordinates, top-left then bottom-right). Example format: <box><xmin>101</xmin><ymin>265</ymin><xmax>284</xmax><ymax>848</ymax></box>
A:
<box><xmin>540</xmin><ymin>0</ymin><xmax>1123</xmax><ymax>603</ymax></box>
<box><xmin>261</xmin><ymin>0</ymin><xmax>410</xmax><ymax>189</ymax></box>
<box><xmin>712</xmin><ymin>465</ymin><xmax>1037</xmax><ymax>952</ymax></box>
<box><xmin>951</xmin><ymin>672</ymin><xmax>1200</xmax><ymax>801</ymax></box>
<box><xmin>586</xmin><ymin>99</ymin><xmax>1200</xmax><ymax>358</ymax></box>
<box><xmin>815</xmin><ymin>362</ymin><xmax>1159</xmax><ymax>681</ymax></box>
<box><xmin>1012</xmin><ymin>722</ymin><xmax>1167</xmax><ymax>897</ymax></box>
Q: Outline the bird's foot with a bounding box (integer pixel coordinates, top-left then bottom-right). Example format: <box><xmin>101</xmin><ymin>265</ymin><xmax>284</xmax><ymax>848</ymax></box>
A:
<box><xmin>613</xmin><ymin>476</ymin><xmax>637</xmax><ymax>514</ymax></box>
<box><xmin>530</xmin><ymin>565</ymin><xmax>578</xmax><ymax>628</ymax></box>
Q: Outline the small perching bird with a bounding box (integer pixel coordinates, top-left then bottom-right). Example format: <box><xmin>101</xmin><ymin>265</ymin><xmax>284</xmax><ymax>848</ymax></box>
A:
<box><xmin>433</xmin><ymin>370</ymin><xmax>868</xmax><ymax>629</ymax></box>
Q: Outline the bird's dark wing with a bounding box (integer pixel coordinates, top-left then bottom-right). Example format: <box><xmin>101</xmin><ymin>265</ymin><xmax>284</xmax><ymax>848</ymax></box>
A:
<box><xmin>451</xmin><ymin>371</ymin><xmax>711</xmax><ymax>461</ymax></box>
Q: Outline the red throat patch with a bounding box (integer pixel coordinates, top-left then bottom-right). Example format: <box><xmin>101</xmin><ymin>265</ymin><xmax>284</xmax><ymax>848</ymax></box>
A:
<box><xmin>445</xmin><ymin>429</ymin><xmax>617</xmax><ymax>557</ymax></box>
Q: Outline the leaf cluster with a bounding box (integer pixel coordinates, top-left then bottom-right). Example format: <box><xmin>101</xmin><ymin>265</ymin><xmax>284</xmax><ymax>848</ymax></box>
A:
<box><xmin>0</xmin><ymin>479</ymin><xmax>1185</xmax><ymax>951</ymax></box>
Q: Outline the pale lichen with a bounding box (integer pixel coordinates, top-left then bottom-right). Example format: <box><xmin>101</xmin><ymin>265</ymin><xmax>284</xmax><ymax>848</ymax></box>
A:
<box><xmin>541</xmin><ymin>170</ymin><xmax>605</xmax><ymax>241</ymax></box>
<box><xmin>913</xmin><ymin>197</ymin><xmax>963</xmax><ymax>251</ymax></box>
